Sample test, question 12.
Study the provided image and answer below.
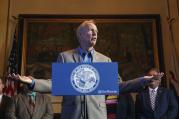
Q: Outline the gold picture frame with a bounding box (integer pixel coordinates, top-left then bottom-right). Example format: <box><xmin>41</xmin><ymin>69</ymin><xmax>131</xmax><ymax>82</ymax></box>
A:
<box><xmin>18</xmin><ymin>14</ymin><xmax>164</xmax><ymax>114</ymax></box>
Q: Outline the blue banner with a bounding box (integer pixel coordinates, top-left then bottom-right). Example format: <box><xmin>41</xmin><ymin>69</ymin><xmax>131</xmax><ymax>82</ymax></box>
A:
<box><xmin>52</xmin><ymin>63</ymin><xmax>119</xmax><ymax>95</ymax></box>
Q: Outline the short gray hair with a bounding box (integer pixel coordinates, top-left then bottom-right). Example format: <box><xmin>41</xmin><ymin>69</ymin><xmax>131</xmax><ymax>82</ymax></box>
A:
<box><xmin>76</xmin><ymin>20</ymin><xmax>96</xmax><ymax>39</ymax></box>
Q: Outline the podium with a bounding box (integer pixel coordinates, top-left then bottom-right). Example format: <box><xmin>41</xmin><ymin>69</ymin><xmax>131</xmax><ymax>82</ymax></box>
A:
<box><xmin>52</xmin><ymin>62</ymin><xmax>119</xmax><ymax>96</ymax></box>
<box><xmin>52</xmin><ymin>62</ymin><xmax>119</xmax><ymax>119</ymax></box>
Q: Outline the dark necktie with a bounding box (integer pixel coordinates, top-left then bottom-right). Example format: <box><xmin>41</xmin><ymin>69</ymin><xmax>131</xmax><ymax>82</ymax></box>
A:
<box><xmin>82</xmin><ymin>52</ymin><xmax>92</xmax><ymax>119</ymax></box>
<box><xmin>82</xmin><ymin>52</ymin><xmax>92</xmax><ymax>63</ymax></box>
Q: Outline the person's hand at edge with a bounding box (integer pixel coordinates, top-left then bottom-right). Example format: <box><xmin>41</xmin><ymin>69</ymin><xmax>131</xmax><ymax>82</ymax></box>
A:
<box><xmin>12</xmin><ymin>73</ymin><xmax>33</xmax><ymax>84</ymax></box>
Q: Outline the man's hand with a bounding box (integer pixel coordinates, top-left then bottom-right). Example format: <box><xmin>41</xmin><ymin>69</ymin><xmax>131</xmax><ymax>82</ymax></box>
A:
<box><xmin>152</xmin><ymin>72</ymin><xmax>164</xmax><ymax>80</ymax></box>
<box><xmin>143</xmin><ymin>75</ymin><xmax>154</xmax><ymax>80</ymax></box>
<box><xmin>143</xmin><ymin>72</ymin><xmax>164</xmax><ymax>81</ymax></box>
<box><xmin>12</xmin><ymin>73</ymin><xmax>33</xmax><ymax>84</ymax></box>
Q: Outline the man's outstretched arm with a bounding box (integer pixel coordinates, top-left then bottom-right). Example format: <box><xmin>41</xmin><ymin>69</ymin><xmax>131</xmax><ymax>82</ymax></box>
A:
<box><xmin>119</xmin><ymin>73</ymin><xmax>164</xmax><ymax>94</ymax></box>
<box><xmin>13</xmin><ymin>74</ymin><xmax>52</xmax><ymax>93</ymax></box>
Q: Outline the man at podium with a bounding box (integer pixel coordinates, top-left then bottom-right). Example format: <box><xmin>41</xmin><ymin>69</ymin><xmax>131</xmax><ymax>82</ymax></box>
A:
<box><xmin>14</xmin><ymin>20</ymin><xmax>162</xmax><ymax>119</ymax></box>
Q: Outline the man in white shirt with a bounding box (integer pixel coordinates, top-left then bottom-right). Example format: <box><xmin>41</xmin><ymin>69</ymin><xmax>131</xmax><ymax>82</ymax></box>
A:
<box><xmin>135</xmin><ymin>68</ymin><xmax>178</xmax><ymax>119</ymax></box>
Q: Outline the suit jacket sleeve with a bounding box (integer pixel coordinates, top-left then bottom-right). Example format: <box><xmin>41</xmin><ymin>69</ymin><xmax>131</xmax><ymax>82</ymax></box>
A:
<box><xmin>162</xmin><ymin>90</ymin><xmax>178</xmax><ymax>119</ymax></box>
<box><xmin>33</xmin><ymin>53</ymin><xmax>64</xmax><ymax>92</ymax></box>
<box><xmin>42</xmin><ymin>95</ymin><xmax>54</xmax><ymax>119</ymax></box>
<box><xmin>119</xmin><ymin>77</ymin><xmax>150</xmax><ymax>94</ymax></box>
<box><xmin>6</xmin><ymin>97</ymin><xmax>17</xmax><ymax>119</ymax></box>
<box><xmin>33</xmin><ymin>79</ymin><xmax>52</xmax><ymax>93</ymax></box>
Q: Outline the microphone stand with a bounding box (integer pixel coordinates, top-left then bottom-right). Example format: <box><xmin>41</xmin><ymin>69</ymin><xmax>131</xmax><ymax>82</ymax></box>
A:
<box><xmin>81</xmin><ymin>95</ymin><xmax>87</xmax><ymax>119</ymax></box>
<box><xmin>83</xmin><ymin>95</ymin><xmax>87</xmax><ymax>119</ymax></box>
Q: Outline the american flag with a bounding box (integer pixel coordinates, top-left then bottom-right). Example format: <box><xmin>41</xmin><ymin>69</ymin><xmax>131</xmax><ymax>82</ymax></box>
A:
<box><xmin>4</xmin><ymin>31</ymin><xmax>19</xmax><ymax>97</ymax></box>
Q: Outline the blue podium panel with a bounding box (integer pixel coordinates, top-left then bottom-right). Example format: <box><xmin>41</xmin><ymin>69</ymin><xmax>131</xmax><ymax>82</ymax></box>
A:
<box><xmin>52</xmin><ymin>63</ymin><xmax>119</xmax><ymax>96</ymax></box>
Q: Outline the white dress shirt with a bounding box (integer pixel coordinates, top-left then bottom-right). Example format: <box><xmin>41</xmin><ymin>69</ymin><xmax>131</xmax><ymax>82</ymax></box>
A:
<box><xmin>0</xmin><ymin>94</ymin><xmax>3</xmax><ymax>103</ymax></box>
<box><xmin>149</xmin><ymin>87</ymin><xmax>158</xmax><ymax>96</ymax></box>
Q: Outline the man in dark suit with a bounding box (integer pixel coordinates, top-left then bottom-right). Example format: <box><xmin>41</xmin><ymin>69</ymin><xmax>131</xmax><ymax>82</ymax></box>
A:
<box><xmin>116</xmin><ymin>93</ymin><xmax>135</xmax><ymax>119</ymax></box>
<box><xmin>6</xmin><ymin>85</ymin><xmax>53</xmax><ymax>119</ymax></box>
<box><xmin>0</xmin><ymin>77</ymin><xmax>12</xmax><ymax>119</ymax></box>
<box><xmin>13</xmin><ymin>20</ymin><xmax>162</xmax><ymax>119</ymax></box>
<box><xmin>135</xmin><ymin>68</ymin><xmax>178</xmax><ymax>119</ymax></box>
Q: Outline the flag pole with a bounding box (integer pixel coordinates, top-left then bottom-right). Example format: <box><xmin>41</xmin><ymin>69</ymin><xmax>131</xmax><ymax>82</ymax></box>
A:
<box><xmin>3</xmin><ymin>0</ymin><xmax>11</xmax><ymax>80</ymax></box>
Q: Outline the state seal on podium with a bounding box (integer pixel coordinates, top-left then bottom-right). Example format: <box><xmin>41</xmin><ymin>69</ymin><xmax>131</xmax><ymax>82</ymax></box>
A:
<box><xmin>71</xmin><ymin>64</ymin><xmax>100</xmax><ymax>93</ymax></box>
